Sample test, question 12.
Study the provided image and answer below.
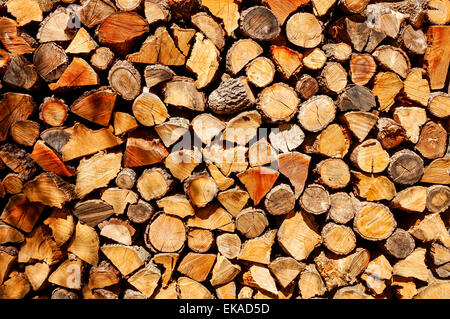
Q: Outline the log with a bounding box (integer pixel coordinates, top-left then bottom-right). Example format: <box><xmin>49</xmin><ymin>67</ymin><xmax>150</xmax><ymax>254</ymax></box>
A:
<box><xmin>137</xmin><ymin>168</ymin><xmax>173</xmax><ymax>201</ymax></box>
<box><xmin>425</xmin><ymin>26</ymin><xmax>450</xmax><ymax>90</ymax></box>
<box><xmin>217</xmin><ymin>188</ymin><xmax>249</xmax><ymax>217</ymax></box>
<box><xmin>322</xmin><ymin>223</ymin><xmax>356</xmax><ymax>255</ymax></box>
<box><xmin>257</xmin><ymin>83</ymin><xmax>299</xmax><ymax>123</ymax></box>
<box><xmin>226</xmin><ymin>39</ymin><xmax>263</xmax><ymax>76</ymax></box>
<box><xmin>298</xmin><ymin>95</ymin><xmax>336</xmax><ymax>132</ymax></box>
<box><xmin>90</xmin><ymin>47</ymin><xmax>115</xmax><ymax>72</ymax></box>
<box><xmin>113</xmin><ymin>112</ymin><xmax>138</xmax><ymax>136</ymax></box>
<box><xmin>391</xmin><ymin>186</ymin><xmax>427</xmax><ymax>212</ymax></box>
<box><xmin>235</xmin><ymin>208</ymin><xmax>268</xmax><ymax>239</ymax></box>
<box><xmin>302</xmin><ymin>48</ymin><xmax>327</xmax><ymax>70</ymax></box>
<box><xmin>238</xmin><ymin>230</ymin><xmax>276</xmax><ymax>265</ymax></box>
<box><xmin>128</xmin><ymin>263</ymin><xmax>161</xmax><ymax>298</ymax></box>
<box><xmin>428</xmin><ymin>93</ymin><xmax>450</xmax><ymax>118</ymax></box>
<box><xmin>376</xmin><ymin>117</ymin><xmax>406</xmax><ymax>150</ymax></box>
<box><xmin>388</xmin><ymin>150</ymin><xmax>424</xmax><ymax>185</ymax></box>
<box><xmin>216</xmin><ymin>233</ymin><xmax>241</xmax><ymax>260</ymax></box>
<box><xmin>421</xmin><ymin>158</ymin><xmax>450</xmax><ymax>184</ymax></box>
<box><xmin>177</xmin><ymin>253</ymin><xmax>216</xmax><ymax>282</ymax></box>
<box><xmin>127</xmin><ymin>200</ymin><xmax>154</xmax><ymax>224</ymax></box>
<box><xmin>89</xmin><ymin>261</ymin><xmax>120</xmax><ymax>290</ymax></box>
<box><xmin>10</xmin><ymin>120</ymin><xmax>39</xmax><ymax>147</ymax></box>
<box><xmin>328</xmin><ymin>192</ymin><xmax>357</xmax><ymax>224</ymax></box>
<box><xmin>372</xmin><ymin>72</ymin><xmax>403</xmax><ymax>112</ymax></box>
<box><xmin>237</xmin><ymin>167</ymin><xmax>278</xmax><ymax>205</ymax></box>
<box><xmin>415</xmin><ymin>121</ymin><xmax>447</xmax><ymax>159</ymax></box>
<box><xmin>191</xmin><ymin>12</ymin><xmax>225</xmax><ymax>51</ymax></box>
<box><xmin>184</xmin><ymin>173</ymin><xmax>218</xmax><ymax>208</ymax></box>
<box><xmin>286</xmin><ymin>13</ymin><xmax>323</xmax><ymax>48</ymax></box>
<box><xmin>315</xmin><ymin>158</ymin><xmax>351</xmax><ymax>189</ymax></box>
<box><xmin>31</xmin><ymin>140</ymin><xmax>75</xmax><ymax>177</ymax></box>
<box><xmin>0</xmin><ymin>17</ymin><xmax>35</xmax><ymax>55</ymax></box>
<box><xmin>312</xmin><ymin>124</ymin><xmax>351</xmax><ymax>158</ymax></box>
<box><xmin>155</xmin><ymin>117</ymin><xmax>189</xmax><ymax>147</ymax></box>
<box><xmin>338</xmin><ymin>85</ymin><xmax>376</xmax><ymax>112</ymax></box>
<box><xmin>3</xmin><ymin>55</ymin><xmax>39</xmax><ymax>91</ymax></box>
<box><xmin>299</xmin><ymin>184</ymin><xmax>330</xmax><ymax>215</ymax></box>
<box><xmin>201</xmin><ymin>0</ymin><xmax>239</xmax><ymax>37</ymax></box>
<box><xmin>384</xmin><ymin>229</ymin><xmax>415</xmax><ymax>259</ymax></box>
<box><xmin>261</xmin><ymin>0</ymin><xmax>309</xmax><ymax>25</ymax></box>
<box><xmin>0</xmin><ymin>93</ymin><xmax>35</xmax><ymax>142</ymax></box>
<box><xmin>245</xmin><ymin>57</ymin><xmax>275</xmax><ymax>88</ymax></box>
<box><xmin>240</xmin><ymin>6</ymin><xmax>280</xmax><ymax>41</ymax></box>
<box><xmin>23</xmin><ymin>173</ymin><xmax>75</xmax><ymax>208</ymax></box>
<box><xmin>123</xmin><ymin>129</ymin><xmax>168</xmax><ymax>167</ymax></box>
<box><xmin>399</xmin><ymin>25</ymin><xmax>427</xmax><ymax>55</ymax></box>
<box><xmin>49</xmin><ymin>57</ymin><xmax>99</xmax><ymax>92</ymax></box>
<box><xmin>187</xmin><ymin>229</ymin><xmax>214</xmax><ymax>253</ymax></box>
<box><xmin>156</xmin><ymin>194</ymin><xmax>194</xmax><ymax>218</ymax></box>
<box><xmin>426</xmin><ymin>185</ymin><xmax>450</xmax><ymax>213</ymax></box>
<box><xmin>352</xmin><ymin>171</ymin><xmax>396</xmax><ymax>201</ymax></box>
<box><xmin>163</xmin><ymin>76</ymin><xmax>206</xmax><ymax>111</ymax></box>
<box><xmin>43</xmin><ymin>208</ymin><xmax>75</xmax><ymax>246</ymax></box>
<box><xmin>350</xmin><ymin>139</ymin><xmax>390</xmax><ymax>173</ymax></box>
<box><xmin>66</xmin><ymin>28</ymin><xmax>97</xmax><ymax>54</ymax></box>
<box><xmin>108</xmin><ymin>60</ymin><xmax>141</xmax><ymax>101</ymax></box>
<box><xmin>393</xmin><ymin>106</ymin><xmax>427</xmax><ymax>143</ymax></box>
<box><xmin>402</xmin><ymin>68</ymin><xmax>430</xmax><ymax>106</ymax></box>
<box><xmin>145</xmin><ymin>213</ymin><xmax>186</xmax><ymax>253</ymax></box>
<box><xmin>341</xmin><ymin>111</ymin><xmax>378</xmax><ymax>142</ymax></box>
<box><xmin>323</xmin><ymin>42</ymin><xmax>352</xmax><ymax>62</ymax></box>
<box><xmin>79</xmin><ymin>0</ymin><xmax>116</xmax><ymax>28</ymax></box>
<box><xmin>264</xmin><ymin>184</ymin><xmax>295</xmax><ymax>216</ymax></box>
<box><xmin>39</xmin><ymin>97</ymin><xmax>68</xmax><ymax>127</ymax></box>
<box><xmin>187</xmin><ymin>204</ymin><xmax>234</xmax><ymax>232</ymax></box>
<box><xmin>71</xmin><ymin>87</ymin><xmax>117</xmax><ymax>127</ymax></box>
<box><xmin>186</xmin><ymin>33</ymin><xmax>219</xmax><ymax>89</ymax></box>
<box><xmin>319</xmin><ymin>62</ymin><xmax>348</xmax><ymax>94</ymax></box>
<box><xmin>354</xmin><ymin>203</ymin><xmax>396</xmax><ymax>241</ymax></box>
<box><xmin>101</xmin><ymin>245</ymin><xmax>149</xmax><ymax>276</ymax></box>
<box><xmin>295</xmin><ymin>74</ymin><xmax>318</xmax><ymax>100</ymax></box>
<box><xmin>73</xmin><ymin>199</ymin><xmax>114</xmax><ymax>227</ymax></box>
<box><xmin>115</xmin><ymin>168</ymin><xmax>136</xmax><ymax>189</ymax></box>
<box><xmin>298</xmin><ymin>264</ymin><xmax>326</xmax><ymax>299</ymax></box>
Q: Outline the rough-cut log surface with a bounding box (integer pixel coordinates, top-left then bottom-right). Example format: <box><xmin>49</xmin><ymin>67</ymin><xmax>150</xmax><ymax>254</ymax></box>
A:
<box><xmin>0</xmin><ymin>0</ymin><xmax>449</xmax><ymax>301</ymax></box>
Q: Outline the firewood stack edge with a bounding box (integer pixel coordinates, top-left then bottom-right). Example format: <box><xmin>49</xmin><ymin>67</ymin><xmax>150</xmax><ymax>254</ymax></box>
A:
<box><xmin>0</xmin><ymin>0</ymin><xmax>449</xmax><ymax>300</ymax></box>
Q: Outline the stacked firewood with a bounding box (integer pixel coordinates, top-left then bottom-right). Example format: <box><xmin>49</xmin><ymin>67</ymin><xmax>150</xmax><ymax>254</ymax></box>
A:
<box><xmin>0</xmin><ymin>0</ymin><xmax>449</xmax><ymax>300</ymax></box>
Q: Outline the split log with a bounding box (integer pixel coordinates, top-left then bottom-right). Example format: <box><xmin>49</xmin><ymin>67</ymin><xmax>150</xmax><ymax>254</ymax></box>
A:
<box><xmin>322</xmin><ymin>223</ymin><xmax>356</xmax><ymax>255</ymax></box>
<box><xmin>319</xmin><ymin>62</ymin><xmax>348</xmax><ymax>94</ymax></box>
<box><xmin>101</xmin><ymin>245</ymin><xmax>149</xmax><ymax>276</ymax></box>
<box><xmin>226</xmin><ymin>39</ymin><xmax>263</xmax><ymax>75</ymax></box>
<box><xmin>352</xmin><ymin>171</ymin><xmax>396</xmax><ymax>201</ymax></box>
<box><xmin>128</xmin><ymin>263</ymin><xmax>161</xmax><ymax>298</ymax></box>
<box><xmin>201</xmin><ymin>0</ymin><xmax>239</xmax><ymax>36</ymax></box>
<box><xmin>217</xmin><ymin>188</ymin><xmax>249</xmax><ymax>217</ymax></box>
<box><xmin>191</xmin><ymin>12</ymin><xmax>225</xmax><ymax>51</ymax></box>
<box><xmin>298</xmin><ymin>264</ymin><xmax>326</xmax><ymax>299</ymax></box>
<box><xmin>96</xmin><ymin>12</ymin><xmax>148</xmax><ymax>55</ymax></box>
<box><xmin>238</xmin><ymin>230</ymin><xmax>276</xmax><ymax>265</ymax></box>
<box><xmin>392</xmin><ymin>248</ymin><xmax>429</xmax><ymax>282</ymax></box>
<box><xmin>400</xmin><ymin>25</ymin><xmax>427</xmax><ymax>55</ymax></box>
<box><xmin>216</xmin><ymin>233</ymin><xmax>241</xmax><ymax>260</ymax></box>
<box><xmin>25</xmin><ymin>262</ymin><xmax>50</xmax><ymax>291</ymax></box>
<box><xmin>123</xmin><ymin>129</ymin><xmax>168</xmax><ymax>167</ymax></box>
<box><xmin>299</xmin><ymin>184</ymin><xmax>330</xmax><ymax>215</ymax></box>
<box><xmin>18</xmin><ymin>226</ymin><xmax>62</xmax><ymax>265</ymax></box>
<box><xmin>89</xmin><ymin>261</ymin><xmax>120</xmax><ymax>290</ymax></box>
<box><xmin>163</xmin><ymin>76</ymin><xmax>206</xmax><ymax>111</ymax></box>
<box><xmin>36</xmin><ymin>7</ymin><xmax>76</xmax><ymax>43</ymax></box>
<box><xmin>152</xmin><ymin>253</ymin><xmax>179</xmax><ymax>288</ymax></box>
<box><xmin>277</xmin><ymin>211</ymin><xmax>322</xmax><ymax>261</ymax></box>
<box><xmin>376</xmin><ymin>118</ymin><xmax>406</xmax><ymax>150</ymax></box>
<box><xmin>48</xmin><ymin>58</ymin><xmax>99</xmax><ymax>92</ymax></box>
<box><xmin>237</xmin><ymin>167</ymin><xmax>278</xmax><ymax>205</ymax></box>
<box><xmin>409</xmin><ymin>212</ymin><xmax>450</xmax><ymax>247</ymax></box>
<box><xmin>341</xmin><ymin>111</ymin><xmax>378</xmax><ymax>142</ymax></box>
<box><xmin>393</xmin><ymin>107</ymin><xmax>427</xmax><ymax>143</ymax></box>
<box><xmin>23</xmin><ymin>173</ymin><xmax>74</xmax><ymax>208</ymax></box>
<box><xmin>113</xmin><ymin>112</ymin><xmax>138</xmax><ymax>136</ymax></box>
<box><xmin>312</xmin><ymin>124</ymin><xmax>351</xmax><ymax>158</ymax></box>
<box><xmin>0</xmin><ymin>272</ymin><xmax>31</xmax><ymax>299</ymax></box>
<box><xmin>421</xmin><ymin>158</ymin><xmax>450</xmax><ymax>184</ymax></box>
<box><xmin>48</xmin><ymin>258</ymin><xmax>83</xmax><ymax>290</ymax></box>
<box><xmin>391</xmin><ymin>186</ymin><xmax>427</xmax><ymax>212</ymax></box>
<box><xmin>164</xmin><ymin>149</ymin><xmax>201</xmax><ymax>181</ymax></box>
<box><xmin>338</xmin><ymin>85</ymin><xmax>376</xmax><ymax>112</ymax></box>
<box><xmin>66</xmin><ymin>28</ymin><xmax>97</xmax><ymax>54</ymax></box>
<box><xmin>177</xmin><ymin>253</ymin><xmax>216</xmax><ymax>282</ymax></box>
<box><xmin>156</xmin><ymin>195</ymin><xmax>194</xmax><ymax>218</ymax></box>
<box><xmin>0</xmin><ymin>93</ymin><xmax>35</xmax><ymax>142</ymax></box>
<box><xmin>350</xmin><ymin>139</ymin><xmax>390</xmax><ymax>173</ymax></box>
<box><xmin>31</xmin><ymin>140</ymin><xmax>75</xmax><ymax>177</ymax></box>
<box><xmin>278</xmin><ymin>152</ymin><xmax>311</xmax><ymax>198</ymax></box>
<box><xmin>261</xmin><ymin>0</ymin><xmax>309</xmax><ymax>25</ymax></box>
<box><xmin>137</xmin><ymin>168</ymin><xmax>173</xmax><ymax>201</ymax></box>
<box><xmin>155</xmin><ymin>118</ymin><xmax>189</xmax><ymax>147</ymax></box>
<box><xmin>0</xmin><ymin>223</ymin><xmax>24</xmax><ymax>245</ymax></box>
<box><xmin>402</xmin><ymin>68</ymin><xmax>430</xmax><ymax>106</ymax></box>
<box><xmin>73</xmin><ymin>200</ymin><xmax>114</xmax><ymax>227</ymax></box>
<box><xmin>425</xmin><ymin>26</ymin><xmax>450</xmax><ymax>90</ymax></box>
<box><xmin>0</xmin><ymin>17</ymin><xmax>35</xmax><ymax>55</ymax></box>
<box><xmin>79</xmin><ymin>0</ymin><xmax>117</xmax><ymax>28</ymax></box>
<box><xmin>43</xmin><ymin>208</ymin><xmax>75</xmax><ymax>246</ymax></box>
<box><xmin>40</xmin><ymin>128</ymin><xmax>70</xmax><ymax>154</ymax></box>
<box><xmin>4</xmin><ymin>55</ymin><xmax>39</xmax><ymax>90</ymax></box>
<box><xmin>372</xmin><ymin>72</ymin><xmax>403</xmax><ymax>112</ymax></box>
<box><xmin>187</xmin><ymin>204</ymin><xmax>234</xmax><ymax>232</ymax></box>
<box><xmin>208</xmin><ymin>76</ymin><xmax>255</xmax><ymax>115</ymax></box>
<box><xmin>349</xmin><ymin>54</ymin><xmax>376</xmax><ymax>85</ymax></box>
<box><xmin>322</xmin><ymin>42</ymin><xmax>352</xmax><ymax>62</ymax></box>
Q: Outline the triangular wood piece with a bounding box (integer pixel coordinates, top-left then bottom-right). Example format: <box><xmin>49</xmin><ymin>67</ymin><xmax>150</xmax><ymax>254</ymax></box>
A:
<box><xmin>341</xmin><ymin>111</ymin><xmax>378</xmax><ymax>142</ymax></box>
<box><xmin>66</xmin><ymin>28</ymin><xmax>98</xmax><ymax>54</ymax></box>
<box><xmin>237</xmin><ymin>167</ymin><xmax>279</xmax><ymax>205</ymax></box>
<box><xmin>127</xmin><ymin>26</ymin><xmax>185</xmax><ymax>65</ymax></box>
<box><xmin>71</xmin><ymin>87</ymin><xmax>117</xmax><ymax>127</ymax></box>
<box><xmin>278</xmin><ymin>152</ymin><xmax>311</xmax><ymax>198</ymax></box>
<box><xmin>49</xmin><ymin>57</ymin><xmax>99</xmax><ymax>91</ymax></box>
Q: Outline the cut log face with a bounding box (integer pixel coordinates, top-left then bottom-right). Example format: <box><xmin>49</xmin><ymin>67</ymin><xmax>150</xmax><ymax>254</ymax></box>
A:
<box><xmin>226</xmin><ymin>39</ymin><xmax>263</xmax><ymax>75</ymax></box>
<box><xmin>145</xmin><ymin>213</ymin><xmax>186</xmax><ymax>253</ymax></box>
<box><xmin>354</xmin><ymin>203</ymin><xmax>396</xmax><ymax>241</ymax></box>
<box><xmin>298</xmin><ymin>96</ymin><xmax>336</xmax><ymax>132</ymax></box>
<box><xmin>240</xmin><ymin>6</ymin><xmax>280</xmax><ymax>41</ymax></box>
<box><xmin>286</xmin><ymin>13</ymin><xmax>323</xmax><ymax>48</ymax></box>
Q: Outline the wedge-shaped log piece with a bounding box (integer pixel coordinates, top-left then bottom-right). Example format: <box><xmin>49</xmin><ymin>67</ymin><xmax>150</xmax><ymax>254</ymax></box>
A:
<box><xmin>70</xmin><ymin>87</ymin><xmax>117</xmax><ymax>127</ymax></box>
<box><xmin>269</xmin><ymin>257</ymin><xmax>305</xmax><ymax>289</ymax></box>
<box><xmin>98</xmin><ymin>218</ymin><xmax>135</xmax><ymax>245</ymax></box>
<box><xmin>221</xmin><ymin>111</ymin><xmax>261</xmax><ymax>145</ymax></box>
<box><xmin>409</xmin><ymin>213</ymin><xmax>450</xmax><ymax>247</ymax></box>
<box><xmin>391</xmin><ymin>186</ymin><xmax>427</xmax><ymax>213</ymax></box>
<box><xmin>128</xmin><ymin>263</ymin><xmax>161</xmax><ymax>298</ymax></box>
<box><xmin>48</xmin><ymin>258</ymin><xmax>83</xmax><ymax>290</ymax></box>
<box><xmin>393</xmin><ymin>248</ymin><xmax>429</xmax><ymax>282</ymax></box>
<box><xmin>18</xmin><ymin>226</ymin><xmax>63</xmax><ymax>265</ymax></box>
<box><xmin>237</xmin><ymin>167</ymin><xmax>278</xmax><ymax>205</ymax></box>
<box><xmin>73</xmin><ymin>200</ymin><xmax>114</xmax><ymax>227</ymax></box>
<box><xmin>66</xmin><ymin>28</ymin><xmax>98</xmax><ymax>54</ymax></box>
<box><xmin>113</xmin><ymin>112</ymin><xmax>138</xmax><ymax>136</ymax></box>
<box><xmin>352</xmin><ymin>171</ymin><xmax>396</xmax><ymax>201</ymax></box>
<box><xmin>124</xmin><ymin>129</ymin><xmax>168</xmax><ymax>167</ymax></box>
<box><xmin>80</xmin><ymin>0</ymin><xmax>117</xmax><ymax>28</ymax></box>
<box><xmin>163</xmin><ymin>76</ymin><xmax>206</xmax><ymax>111</ymax></box>
<box><xmin>0</xmin><ymin>223</ymin><xmax>24</xmax><ymax>244</ymax></box>
<box><xmin>278</xmin><ymin>152</ymin><xmax>310</xmax><ymax>198</ymax></box>
<box><xmin>1</xmin><ymin>194</ymin><xmax>43</xmax><ymax>233</ymax></box>
<box><xmin>68</xmin><ymin>222</ymin><xmax>99</xmax><ymax>266</ymax></box>
<box><xmin>75</xmin><ymin>151</ymin><xmax>122</xmax><ymax>199</ymax></box>
<box><xmin>0</xmin><ymin>17</ymin><xmax>35</xmax><ymax>55</ymax></box>
<box><xmin>31</xmin><ymin>141</ymin><xmax>75</xmax><ymax>177</ymax></box>
<box><xmin>101</xmin><ymin>188</ymin><xmax>138</xmax><ymax>216</ymax></box>
<box><xmin>0</xmin><ymin>272</ymin><xmax>30</xmax><ymax>299</ymax></box>
<box><xmin>127</xmin><ymin>26</ymin><xmax>185</xmax><ymax>65</ymax></box>
<box><xmin>157</xmin><ymin>195</ymin><xmax>194</xmax><ymax>219</ymax></box>
<box><xmin>187</xmin><ymin>204</ymin><xmax>234</xmax><ymax>232</ymax></box>
<box><xmin>202</xmin><ymin>0</ymin><xmax>239</xmax><ymax>36</ymax></box>
<box><xmin>23</xmin><ymin>173</ymin><xmax>75</xmax><ymax>208</ymax></box>
<box><xmin>101</xmin><ymin>244</ymin><xmax>149</xmax><ymax>276</ymax></box>
<box><xmin>210</xmin><ymin>254</ymin><xmax>241</xmax><ymax>286</ymax></box>
<box><xmin>314</xmin><ymin>248</ymin><xmax>369</xmax><ymax>290</ymax></box>
<box><xmin>43</xmin><ymin>208</ymin><xmax>74</xmax><ymax>246</ymax></box>
<box><xmin>0</xmin><ymin>93</ymin><xmax>35</xmax><ymax>142</ymax></box>
<box><xmin>49</xmin><ymin>57</ymin><xmax>99</xmax><ymax>91</ymax></box>
<box><xmin>177</xmin><ymin>253</ymin><xmax>216</xmax><ymax>282</ymax></box>
<box><xmin>25</xmin><ymin>262</ymin><xmax>50</xmax><ymax>291</ymax></box>
<box><xmin>89</xmin><ymin>261</ymin><xmax>120</xmax><ymax>290</ymax></box>
<box><xmin>421</xmin><ymin>158</ymin><xmax>450</xmax><ymax>184</ymax></box>
<box><xmin>226</xmin><ymin>39</ymin><xmax>263</xmax><ymax>75</ymax></box>
<box><xmin>177</xmin><ymin>276</ymin><xmax>214</xmax><ymax>299</ymax></box>
<box><xmin>238</xmin><ymin>229</ymin><xmax>276</xmax><ymax>264</ymax></box>
<box><xmin>341</xmin><ymin>111</ymin><xmax>378</xmax><ymax>142</ymax></box>
<box><xmin>97</xmin><ymin>12</ymin><xmax>149</xmax><ymax>55</ymax></box>
<box><xmin>164</xmin><ymin>149</ymin><xmax>201</xmax><ymax>181</ymax></box>
<box><xmin>277</xmin><ymin>211</ymin><xmax>322</xmax><ymax>261</ymax></box>
<box><xmin>393</xmin><ymin>107</ymin><xmax>427</xmax><ymax>144</ymax></box>
<box><xmin>37</xmin><ymin>7</ymin><xmax>76</xmax><ymax>43</ymax></box>
<box><xmin>372</xmin><ymin>72</ymin><xmax>403</xmax><ymax>112</ymax></box>
<box><xmin>242</xmin><ymin>265</ymin><xmax>278</xmax><ymax>296</ymax></box>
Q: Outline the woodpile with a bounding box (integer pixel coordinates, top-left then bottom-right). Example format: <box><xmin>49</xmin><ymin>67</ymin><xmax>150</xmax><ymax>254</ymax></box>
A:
<box><xmin>0</xmin><ymin>0</ymin><xmax>449</xmax><ymax>300</ymax></box>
